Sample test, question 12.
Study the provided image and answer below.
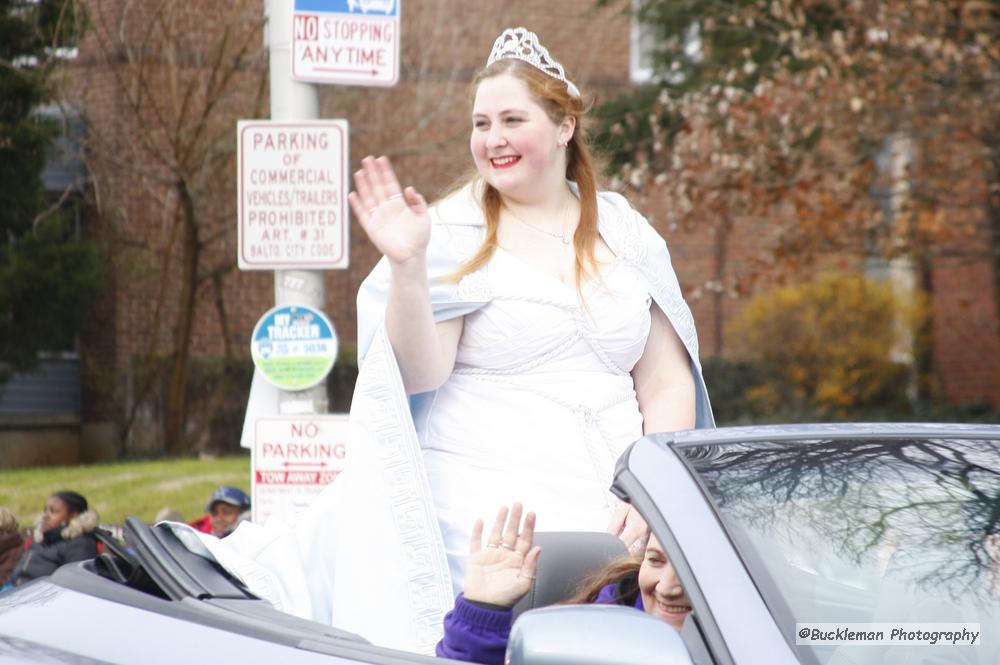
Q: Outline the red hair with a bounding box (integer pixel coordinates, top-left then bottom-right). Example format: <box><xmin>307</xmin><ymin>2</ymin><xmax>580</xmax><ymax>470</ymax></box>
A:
<box><xmin>453</xmin><ymin>59</ymin><xmax>602</xmax><ymax>289</ymax></box>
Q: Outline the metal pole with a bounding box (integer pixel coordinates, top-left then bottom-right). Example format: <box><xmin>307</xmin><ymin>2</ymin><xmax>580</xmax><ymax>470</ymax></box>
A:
<box><xmin>265</xmin><ymin>0</ymin><xmax>327</xmax><ymax>415</ymax></box>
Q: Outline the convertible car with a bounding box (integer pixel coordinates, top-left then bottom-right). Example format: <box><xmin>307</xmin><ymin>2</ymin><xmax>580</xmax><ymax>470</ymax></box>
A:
<box><xmin>0</xmin><ymin>423</ymin><xmax>997</xmax><ymax>664</ymax></box>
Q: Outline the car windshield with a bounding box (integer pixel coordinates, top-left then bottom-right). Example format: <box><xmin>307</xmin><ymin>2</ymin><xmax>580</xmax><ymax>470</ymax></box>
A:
<box><xmin>681</xmin><ymin>436</ymin><xmax>1000</xmax><ymax>664</ymax></box>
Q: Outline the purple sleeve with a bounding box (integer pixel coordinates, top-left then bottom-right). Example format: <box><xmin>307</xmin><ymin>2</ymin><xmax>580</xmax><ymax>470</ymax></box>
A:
<box><xmin>594</xmin><ymin>582</ymin><xmax>619</xmax><ymax>605</ymax></box>
<box><xmin>435</xmin><ymin>594</ymin><xmax>512</xmax><ymax>665</ymax></box>
<box><xmin>594</xmin><ymin>582</ymin><xmax>645</xmax><ymax>611</ymax></box>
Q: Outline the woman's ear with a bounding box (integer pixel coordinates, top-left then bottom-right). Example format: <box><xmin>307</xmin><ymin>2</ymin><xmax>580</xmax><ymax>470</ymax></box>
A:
<box><xmin>558</xmin><ymin>115</ymin><xmax>577</xmax><ymax>147</ymax></box>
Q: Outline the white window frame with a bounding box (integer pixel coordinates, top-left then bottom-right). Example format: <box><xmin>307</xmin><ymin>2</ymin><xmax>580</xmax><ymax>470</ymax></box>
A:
<box><xmin>629</xmin><ymin>0</ymin><xmax>656</xmax><ymax>83</ymax></box>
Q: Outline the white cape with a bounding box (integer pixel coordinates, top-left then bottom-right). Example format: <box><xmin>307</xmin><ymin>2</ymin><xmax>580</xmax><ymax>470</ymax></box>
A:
<box><xmin>182</xmin><ymin>183</ymin><xmax>714</xmax><ymax>655</ymax></box>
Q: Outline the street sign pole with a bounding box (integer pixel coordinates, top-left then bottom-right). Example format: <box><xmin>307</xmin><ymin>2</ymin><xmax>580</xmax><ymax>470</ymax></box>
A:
<box><xmin>265</xmin><ymin>0</ymin><xmax>327</xmax><ymax>416</ymax></box>
<box><xmin>241</xmin><ymin>0</ymin><xmax>399</xmax><ymax>523</ymax></box>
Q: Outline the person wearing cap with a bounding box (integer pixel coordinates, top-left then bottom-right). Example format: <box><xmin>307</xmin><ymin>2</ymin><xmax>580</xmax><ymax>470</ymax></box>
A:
<box><xmin>190</xmin><ymin>487</ymin><xmax>251</xmax><ymax>539</ymax></box>
<box><xmin>9</xmin><ymin>490</ymin><xmax>99</xmax><ymax>586</ymax></box>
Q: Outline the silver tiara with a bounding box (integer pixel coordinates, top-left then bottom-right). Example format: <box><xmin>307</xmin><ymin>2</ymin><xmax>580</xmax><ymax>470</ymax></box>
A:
<box><xmin>486</xmin><ymin>27</ymin><xmax>581</xmax><ymax>98</ymax></box>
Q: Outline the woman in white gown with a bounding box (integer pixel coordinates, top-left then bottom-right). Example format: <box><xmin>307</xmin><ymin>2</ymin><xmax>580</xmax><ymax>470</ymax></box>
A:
<box><xmin>195</xmin><ymin>26</ymin><xmax>712</xmax><ymax>656</ymax></box>
<box><xmin>350</xmin><ymin>24</ymin><xmax>711</xmax><ymax>646</ymax></box>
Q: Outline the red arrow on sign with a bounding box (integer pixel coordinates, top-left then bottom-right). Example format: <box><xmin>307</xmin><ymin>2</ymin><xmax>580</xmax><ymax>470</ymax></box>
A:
<box><xmin>315</xmin><ymin>67</ymin><xmax>380</xmax><ymax>76</ymax></box>
<box><xmin>283</xmin><ymin>461</ymin><xmax>328</xmax><ymax>468</ymax></box>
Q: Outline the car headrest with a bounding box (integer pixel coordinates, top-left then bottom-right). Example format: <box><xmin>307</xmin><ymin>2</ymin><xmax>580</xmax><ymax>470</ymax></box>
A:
<box><xmin>512</xmin><ymin>531</ymin><xmax>629</xmax><ymax>621</ymax></box>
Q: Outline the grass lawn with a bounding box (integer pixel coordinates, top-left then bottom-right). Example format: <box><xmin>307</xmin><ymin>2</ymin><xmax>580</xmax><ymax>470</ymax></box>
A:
<box><xmin>0</xmin><ymin>454</ymin><xmax>251</xmax><ymax>529</ymax></box>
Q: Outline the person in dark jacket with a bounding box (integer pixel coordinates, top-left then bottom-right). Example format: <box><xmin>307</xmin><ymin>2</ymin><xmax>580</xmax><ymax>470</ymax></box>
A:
<box><xmin>0</xmin><ymin>508</ymin><xmax>25</xmax><ymax>590</ymax></box>
<box><xmin>436</xmin><ymin>504</ymin><xmax>692</xmax><ymax>664</ymax></box>
<box><xmin>9</xmin><ymin>491</ymin><xmax>99</xmax><ymax>586</ymax></box>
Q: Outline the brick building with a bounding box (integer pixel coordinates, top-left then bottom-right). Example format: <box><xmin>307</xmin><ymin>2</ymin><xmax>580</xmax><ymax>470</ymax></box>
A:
<box><xmin>3</xmin><ymin>0</ymin><xmax>997</xmax><ymax>465</ymax></box>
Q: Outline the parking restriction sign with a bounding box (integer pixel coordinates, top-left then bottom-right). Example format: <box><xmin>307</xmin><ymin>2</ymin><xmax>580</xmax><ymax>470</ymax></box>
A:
<box><xmin>237</xmin><ymin>120</ymin><xmax>349</xmax><ymax>270</ymax></box>
<box><xmin>252</xmin><ymin>415</ymin><xmax>349</xmax><ymax>527</ymax></box>
<box><xmin>291</xmin><ymin>0</ymin><xmax>400</xmax><ymax>86</ymax></box>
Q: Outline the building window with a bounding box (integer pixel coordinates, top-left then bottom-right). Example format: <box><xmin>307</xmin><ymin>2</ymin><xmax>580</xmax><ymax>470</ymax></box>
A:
<box><xmin>629</xmin><ymin>2</ymin><xmax>702</xmax><ymax>85</ymax></box>
<box><xmin>629</xmin><ymin>0</ymin><xmax>657</xmax><ymax>83</ymax></box>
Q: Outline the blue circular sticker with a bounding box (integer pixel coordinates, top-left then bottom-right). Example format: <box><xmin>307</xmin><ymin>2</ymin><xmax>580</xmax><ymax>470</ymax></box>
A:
<box><xmin>250</xmin><ymin>304</ymin><xmax>338</xmax><ymax>390</ymax></box>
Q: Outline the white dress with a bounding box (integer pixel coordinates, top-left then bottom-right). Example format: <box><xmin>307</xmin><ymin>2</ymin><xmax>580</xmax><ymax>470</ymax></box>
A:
<box><xmin>417</xmin><ymin>247</ymin><xmax>652</xmax><ymax>592</ymax></box>
<box><xmin>182</xmin><ymin>185</ymin><xmax>711</xmax><ymax>656</ymax></box>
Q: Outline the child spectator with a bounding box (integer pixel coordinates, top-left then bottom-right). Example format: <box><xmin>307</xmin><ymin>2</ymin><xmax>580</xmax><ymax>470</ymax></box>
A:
<box><xmin>190</xmin><ymin>486</ymin><xmax>251</xmax><ymax>538</ymax></box>
<box><xmin>9</xmin><ymin>491</ymin><xmax>99</xmax><ymax>586</ymax></box>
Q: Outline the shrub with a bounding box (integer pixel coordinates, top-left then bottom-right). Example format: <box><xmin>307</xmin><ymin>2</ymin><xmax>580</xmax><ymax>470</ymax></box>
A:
<box><xmin>701</xmin><ymin>357</ymin><xmax>765</xmax><ymax>424</ymax></box>
<box><xmin>726</xmin><ymin>272</ymin><xmax>929</xmax><ymax>418</ymax></box>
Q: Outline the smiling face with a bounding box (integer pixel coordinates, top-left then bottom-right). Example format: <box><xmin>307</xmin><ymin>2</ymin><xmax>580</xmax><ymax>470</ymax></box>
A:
<box><xmin>210</xmin><ymin>502</ymin><xmax>243</xmax><ymax>538</ymax></box>
<box><xmin>638</xmin><ymin>535</ymin><xmax>693</xmax><ymax>631</ymax></box>
<box><xmin>470</xmin><ymin>72</ymin><xmax>575</xmax><ymax>202</ymax></box>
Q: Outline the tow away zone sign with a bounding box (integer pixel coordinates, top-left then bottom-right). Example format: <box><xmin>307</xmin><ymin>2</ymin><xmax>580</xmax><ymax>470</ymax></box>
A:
<box><xmin>252</xmin><ymin>415</ymin><xmax>349</xmax><ymax>527</ymax></box>
<box><xmin>291</xmin><ymin>0</ymin><xmax>400</xmax><ymax>86</ymax></box>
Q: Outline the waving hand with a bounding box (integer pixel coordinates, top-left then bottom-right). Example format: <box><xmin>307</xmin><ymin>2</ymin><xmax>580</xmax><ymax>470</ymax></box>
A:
<box><xmin>347</xmin><ymin>155</ymin><xmax>430</xmax><ymax>266</ymax></box>
<box><xmin>463</xmin><ymin>504</ymin><xmax>542</xmax><ymax>609</ymax></box>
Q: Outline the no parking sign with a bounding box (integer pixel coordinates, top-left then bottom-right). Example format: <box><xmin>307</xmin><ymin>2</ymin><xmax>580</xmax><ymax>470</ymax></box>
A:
<box><xmin>252</xmin><ymin>415</ymin><xmax>349</xmax><ymax>527</ymax></box>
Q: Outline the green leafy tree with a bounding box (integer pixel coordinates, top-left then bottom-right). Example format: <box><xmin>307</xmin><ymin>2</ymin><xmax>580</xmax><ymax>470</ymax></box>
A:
<box><xmin>0</xmin><ymin>0</ymin><xmax>100</xmax><ymax>385</ymax></box>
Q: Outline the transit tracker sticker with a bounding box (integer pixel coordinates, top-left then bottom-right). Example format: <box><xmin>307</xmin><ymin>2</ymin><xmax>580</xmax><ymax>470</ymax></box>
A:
<box><xmin>237</xmin><ymin>120</ymin><xmax>349</xmax><ymax>269</ymax></box>
<box><xmin>252</xmin><ymin>415</ymin><xmax>349</xmax><ymax>527</ymax></box>
<box><xmin>796</xmin><ymin>623</ymin><xmax>980</xmax><ymax>646</ymax></box>
<box><xmin>250</xmin><ymin>304</ymin><xmax>338</xmax><ymax>390</ymax></box>
<box><xmin>291</xmin><ymin>0</ymin><xmax>400</xmax><ymax>86</ymax></box>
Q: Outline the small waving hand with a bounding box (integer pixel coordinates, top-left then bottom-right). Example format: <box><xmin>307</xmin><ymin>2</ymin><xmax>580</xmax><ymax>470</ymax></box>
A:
<box><xmin>347</xmin><ymin>155</ymin><xmax>430</xmax><ymax>266</ymax></box>
<box><xmin>463</xmin><ymin>503</ymin><xmax>542</xmax><ymax>608</ymax></box>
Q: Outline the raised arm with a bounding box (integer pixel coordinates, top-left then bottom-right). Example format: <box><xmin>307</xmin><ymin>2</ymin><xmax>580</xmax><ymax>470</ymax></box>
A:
<box><xmin>348</xmin><ymin>156</ymin><xmax>463</xmax><ymax>394</ymax></box>
<box><xmin>463</xmin><ymin>503</ymin><xmax>541</xmax><ymax>608</ymax></box>
<box><xmin>437</xmin><ymin>504</ymin><xmax>541</xmax><ymax>665</ymax></box>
